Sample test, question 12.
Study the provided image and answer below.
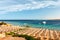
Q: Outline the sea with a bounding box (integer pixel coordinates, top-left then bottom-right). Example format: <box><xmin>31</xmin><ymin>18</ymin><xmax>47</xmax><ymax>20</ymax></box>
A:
<box><xmin>0</xmin><ymin>20</ymin><xmax>60</xmax><ymax>30</ymax></box>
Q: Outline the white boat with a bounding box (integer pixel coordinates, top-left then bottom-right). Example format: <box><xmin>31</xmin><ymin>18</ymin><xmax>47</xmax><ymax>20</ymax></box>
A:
<box><xmin>42</xmin><ymin>21</ymin><xmax>46</xmax><ymax>25</ymax></box>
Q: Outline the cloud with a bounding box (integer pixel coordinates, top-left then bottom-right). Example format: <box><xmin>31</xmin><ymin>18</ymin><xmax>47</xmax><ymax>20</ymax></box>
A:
<box><xmin>0</xmin><ymin>0</ymin><xmax>60</xmax><ymax>14</ymax></box>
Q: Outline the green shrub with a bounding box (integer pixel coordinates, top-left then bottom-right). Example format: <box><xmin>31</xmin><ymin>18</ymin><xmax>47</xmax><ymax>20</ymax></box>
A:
<box><xmin>25</xmin><ymin>25</ymin><xmax>30</xmax><ymax>27</ymax></box>
<box><xmin>5</xmin><ymin>32</ymin><xmax>15</xmax><ymax>35</ymax></box>
<box><xmin>6</xmin><ymin>32</ymin><xmax>36</xmax><ymax>40</ymax></box>
<box><xmin>0</xmin><ymin>22</ymin><xmax>7</xmax><ymax>25</ymax></box>
<box><xmin>13</xmin><ymin>34</ymin><xmax>36</xmax><ymax>40</ymax></box>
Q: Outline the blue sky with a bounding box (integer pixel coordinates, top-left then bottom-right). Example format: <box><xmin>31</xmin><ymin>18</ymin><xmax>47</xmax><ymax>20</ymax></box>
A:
<box><xmin>0</xmin><ymin>0</ymin><xmax>60</xmax><ymax>20</ymax></box>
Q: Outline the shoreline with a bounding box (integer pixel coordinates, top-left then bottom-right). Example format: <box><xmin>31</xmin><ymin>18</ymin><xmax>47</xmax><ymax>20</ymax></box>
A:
<box><xmin>0</xmin><ymin>23</ymin><xmax>60</xmax><ymax>40</ymax></box>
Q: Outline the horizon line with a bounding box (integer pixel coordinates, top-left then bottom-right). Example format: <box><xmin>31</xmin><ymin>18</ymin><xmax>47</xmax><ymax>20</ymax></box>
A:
<box><xmin>0</xmin><ymin>19</ymin><xmax>60</xmax><ymax>20</ymax></box>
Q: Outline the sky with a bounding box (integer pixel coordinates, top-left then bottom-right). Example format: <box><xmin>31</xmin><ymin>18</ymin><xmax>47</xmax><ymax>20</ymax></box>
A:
<box><xmin>0</xmin><ymin>0</ymin><xmax>60</xmax><ymax>20</ymax></box>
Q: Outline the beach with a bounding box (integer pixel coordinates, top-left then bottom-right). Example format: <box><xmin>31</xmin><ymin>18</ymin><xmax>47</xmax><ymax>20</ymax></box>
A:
<box><xmin>0</xmin><ymin>23</ymin><xmax>60</xmax><ymax>40</ymax></box>
<box><xmin>0</xmin><ymin>0</ymin><xmax>60</xmax><ymax>40</ymax></box>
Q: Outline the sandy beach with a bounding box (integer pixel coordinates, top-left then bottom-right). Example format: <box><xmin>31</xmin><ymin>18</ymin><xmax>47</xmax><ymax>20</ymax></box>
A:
<box><xmin>0</xmin><ymin>24</ymin><xmax>60</xmax><ymax>40</ymax></box>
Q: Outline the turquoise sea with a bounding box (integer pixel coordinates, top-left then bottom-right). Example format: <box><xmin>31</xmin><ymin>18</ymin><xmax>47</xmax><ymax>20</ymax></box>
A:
<box><xmin>0</xmin><ymin>20</ymin><xmax>60</xmax><ymax>30</ymax></box>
